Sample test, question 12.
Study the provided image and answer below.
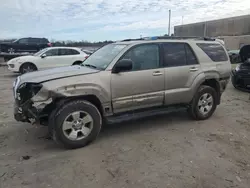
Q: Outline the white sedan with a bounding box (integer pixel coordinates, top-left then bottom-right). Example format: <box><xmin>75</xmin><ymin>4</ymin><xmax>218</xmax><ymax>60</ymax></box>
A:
<box><xmin>7</xmin><ymin>47</ymin><xmax>89</xmax><ymax>74</ymax></box>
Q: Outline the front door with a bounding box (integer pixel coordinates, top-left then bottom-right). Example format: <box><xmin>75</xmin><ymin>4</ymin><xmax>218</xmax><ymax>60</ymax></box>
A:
<box><xmin>111</xmin><ymin>44</ymin><xmax>165</xmax><ymax>114</ymax></box>
<box><xmin>162</xmin><ymin>43</ymin><xmax>202</xmax><ymax>105</ymax></box>
<box><xmin>37</xmin><ymin>48</ymin><xmax>61</xmax><ymax>69</ymax></box>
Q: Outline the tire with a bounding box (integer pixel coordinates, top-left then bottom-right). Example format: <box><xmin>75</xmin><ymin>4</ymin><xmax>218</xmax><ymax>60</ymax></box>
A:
<box><xmin>20</xmin><ymin>63</ymin><xmax>37</xmax><ymax>74</ymax></box>
<box><xmin>188</xmin><ymin>85</ymin><xmax>217</xmax><ymax>120</ymax></box>
<box><xmin>53</xmin><ymin>100</ymin><xmax>102</xmax><ymax>149</ymax></box>
<box><xmin>72</xmin><ymin>61</ymin><xmax>82</xmax><ymax>66</ymax></box>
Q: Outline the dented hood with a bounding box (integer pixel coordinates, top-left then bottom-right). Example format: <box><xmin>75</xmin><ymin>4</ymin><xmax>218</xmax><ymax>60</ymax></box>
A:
<box><xmin>19</xmin><ymin>65</ymin><xmax>100</xmax><ymax>84</ymax></box>
<box><xmin>239</xmin><ymin>45</ymin><xmax>250</xmax><ymax>62</ymax></box>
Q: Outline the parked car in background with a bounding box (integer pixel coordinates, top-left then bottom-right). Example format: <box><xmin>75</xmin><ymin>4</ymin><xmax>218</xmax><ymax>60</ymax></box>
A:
<box><xmin>81</xmin><ymin>49</ymin><xmax>93</xmax><ymax>56</ymax></box>
<box><xmin>13</xmin><ymin>37</ymin><xmax>231</xmax><ymax>149</ymax></box>
<box><xmin>0</xmin><ymin>37</ymin><xmax>52</xmax><ymax>53</ymax></box>
<box><xmin>7</xmin><ymin>47</ymin><xmax>88</xmax><ymax>74</ymax></box>
<box><xmin>228</xmin><ymin>49</ymin><xmax>241</xmax><ymax>64</ymax></box>
<box><xmin>231</xmin><ymin>45</ymin><xmax>250</xmax><ymax>91</ymax></box>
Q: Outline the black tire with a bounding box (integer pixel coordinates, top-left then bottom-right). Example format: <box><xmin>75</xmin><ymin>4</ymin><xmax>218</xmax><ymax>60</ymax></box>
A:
<box><xmin>188</xmin><ymin>85</ymin><xmax>217</xmax><ymax>120</ymax></box>
<box><xmin>72</xmin><ymin>61</ymin><xmax>82</xmax><ymax>66</ymax></box>
<box><xmin>20</xmin><ymin>63</ymin><xmax>37</xmax><ymax>74</ymax></box>
<box><xmin>53</xmin><ymin>100</ymin><xmax>102</xmax><ymax>149</ymax></box>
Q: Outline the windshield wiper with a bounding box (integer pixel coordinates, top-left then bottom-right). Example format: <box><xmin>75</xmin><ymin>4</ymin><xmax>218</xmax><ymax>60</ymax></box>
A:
<box><xmin>83</xmin><ymin>64</ymin><xmax>97</xmax><ymax>69</ymax></box>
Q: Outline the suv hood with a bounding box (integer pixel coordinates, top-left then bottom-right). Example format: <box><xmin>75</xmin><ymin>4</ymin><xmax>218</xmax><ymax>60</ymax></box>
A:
<box><xmin>19</xmin><ymin>65</ymin><xmax>100</xmax><ymax>84</ymax></box>
<box><xmin>239</xmin><ymin>45</ymin><xmax>250</xmax><ymax>62</ymax></box>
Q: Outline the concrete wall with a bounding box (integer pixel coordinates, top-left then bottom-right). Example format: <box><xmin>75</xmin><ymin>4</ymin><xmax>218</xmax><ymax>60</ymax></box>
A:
<box><xmin>174</xmin><ymin>14</ymin><xmax>250</xmax><ymax>37</ymax></box>
<box><xmin>218</xmin><ymin>35</ymin><xmax>250</xmax><ymax>50</ymax></box>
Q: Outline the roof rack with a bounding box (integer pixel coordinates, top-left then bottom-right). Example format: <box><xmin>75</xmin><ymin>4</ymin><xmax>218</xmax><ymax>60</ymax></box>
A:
<box><xmin>120</xmin><ymin>36</ymin><xmax>216</xmax><ymax>42</ymax></box>
<box><xmin>121</xmin><ymin>38</ymin><xmax>144</xmax><ymax>42</ymax></box>
<box><xmin>157</xmin><ymin>36</ymin><xmax>216</xmax><ymax>41</ymax></box>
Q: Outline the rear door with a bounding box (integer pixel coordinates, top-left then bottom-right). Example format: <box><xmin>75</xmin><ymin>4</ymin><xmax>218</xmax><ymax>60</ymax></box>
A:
<box><xmin>27</xmin><ymin>38</ymin><xmax>40</xmax><ymax>52</ymax></box>
<box><xmin>162</xmin><ymin>42</ymin><xmax>202</xmax><ymax>105</ymax></box>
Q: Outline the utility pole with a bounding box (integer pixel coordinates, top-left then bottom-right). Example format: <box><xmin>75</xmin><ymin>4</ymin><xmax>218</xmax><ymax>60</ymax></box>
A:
<box><xmin>168</xmin><ymin>9</ymin><xmax>171</xmax><ymax>36</ymax></box>
<box><xmin>182</xmin><ymin>16</ymin><xmax>184</xmax><ymax>25</ymax></box>
<box><xmin>204</xmin><ymin>21</ymin><xmax>207</xmax><ymax>37</ymax></box>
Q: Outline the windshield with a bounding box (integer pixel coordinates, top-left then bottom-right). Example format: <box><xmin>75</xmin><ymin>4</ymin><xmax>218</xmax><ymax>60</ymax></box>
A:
<box><xmin>82</xmin><ymin>44</ymin><xmax>127</xmax><ymax>70</ymax></box>
<box><xmin>33</xmin><ymin>48</ymin><xmax>50</xmax><ymax>56</ymax></box>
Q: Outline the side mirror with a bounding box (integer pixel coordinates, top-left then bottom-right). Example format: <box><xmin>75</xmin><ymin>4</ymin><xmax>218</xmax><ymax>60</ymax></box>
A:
<box><xmin>112</xmin><ymin>59</ymin><xmax>132</xmax><ymax>73</ymax></box>
<box><xmin>41</xmin><ymin>54</ymin><xmax>47</xmax><ymax>58</ymax></box>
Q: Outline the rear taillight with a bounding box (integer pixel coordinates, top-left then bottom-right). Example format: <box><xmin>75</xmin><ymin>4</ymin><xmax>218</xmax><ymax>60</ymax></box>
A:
<box><xmin>47</xmin><ymin>43</ymin><xmax>52</xmax><ymax>47</ymax></box>
<box><xmin>85</xmin><ymin>56</ymin><xmax>89</xmax><ymax>59</ymax></box>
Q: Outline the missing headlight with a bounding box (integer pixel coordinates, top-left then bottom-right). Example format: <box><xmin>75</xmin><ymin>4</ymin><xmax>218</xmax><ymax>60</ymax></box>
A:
<box><xmin>17</xmin><ymin>83</ymin><xmax>43</xmax><ymax>104</ymax></box>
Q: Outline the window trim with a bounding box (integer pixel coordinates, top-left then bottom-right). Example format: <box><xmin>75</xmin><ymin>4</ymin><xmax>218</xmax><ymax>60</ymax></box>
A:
<box><xmin>113</xmin><ymin>43</ymin><xmax>162</xmax><ymax>73</ymax></box>
<box><xmin>184</xmin><ymin>43</ymin><xmax>199</xmax><ymax>65</ymax></box>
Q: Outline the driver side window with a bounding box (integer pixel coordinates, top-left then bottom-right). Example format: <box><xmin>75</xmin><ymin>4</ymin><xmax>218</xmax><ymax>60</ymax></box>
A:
<box><xmin>44</xmin><ymin>49</ymin><xmax>59</xmax><ymax>56</ymax></box>
<box><xmin>121</xmin><ymin>44</ymin><xmax>160</xmax><ymax>71</ymax></box>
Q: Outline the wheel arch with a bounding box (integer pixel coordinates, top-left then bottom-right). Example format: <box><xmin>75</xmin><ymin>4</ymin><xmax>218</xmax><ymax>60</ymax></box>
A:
<box><xmin>19</xmin><ymin>62</ymin><xmax>38</xmax><ymax>72</ymax></box>
<box><xmin>200</xmin><ymin>78</ymin><xmax>220</xmax><ymax>104</ymax></box>
<box><xmin>72</xmin><ymin>61</ymin><xmax>82</xmax><ymax>65</ymax></box>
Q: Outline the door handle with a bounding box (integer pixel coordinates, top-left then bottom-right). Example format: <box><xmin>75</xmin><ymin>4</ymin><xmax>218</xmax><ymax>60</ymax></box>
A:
<box><xmin>152</xmin><ymin>71</ymin><xmax>163</xmax><ymax>76</ymax></box>
<box><xmin>190</xmin><ymin>67</ymin><xmax>198</xmax><ymax>72</ymax></box>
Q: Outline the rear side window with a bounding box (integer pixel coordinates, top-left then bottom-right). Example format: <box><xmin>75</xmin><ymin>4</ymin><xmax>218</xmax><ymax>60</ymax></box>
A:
<box><xmin>197</xmin><ymin>43</ymin><xmax>228</xmax><ymax>62</ymax></box>
<box><xmin>70</xmin><ymin>49</ymin><xmax>80</xmax><ymax>55</ymax></box>
<box><xmin>162</xmin><ymin>43</ymin><xmax>186</xmax><ymax>67</ymax></box>
<box><xmin>59</xmin><ymin>49</ymin><xmax>80</xmax><ymax>55</ymax></box>
<box><xmin>162</xmin><ymin>43</ymin><xmax>198</xmax><ymax>67</ymax></box>
<box><xmin>28</xmin><ymin>38</ymin><xmax>40</xmax><ymax>44</ymax></box>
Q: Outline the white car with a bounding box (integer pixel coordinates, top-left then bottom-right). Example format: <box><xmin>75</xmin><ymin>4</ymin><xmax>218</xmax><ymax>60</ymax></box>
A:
<box><xmin>7</xmin><ymin>47</ymin><xmax>89</xmax><ymax>74</ymax></box>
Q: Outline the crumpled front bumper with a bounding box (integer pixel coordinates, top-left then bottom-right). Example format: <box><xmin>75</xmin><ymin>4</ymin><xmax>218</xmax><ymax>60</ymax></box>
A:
<box><xmin>14</xmin><ymin>99</ymin><xmax>34</xmax><ymax>122</ymax></box>
<box><xmin>14</xmin><ymin>97</ymin><xmax>52</xmax><ymax>123</ymax></box>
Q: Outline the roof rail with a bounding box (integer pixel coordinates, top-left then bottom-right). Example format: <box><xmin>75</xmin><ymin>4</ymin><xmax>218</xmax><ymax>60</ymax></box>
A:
<box><xmin>156</xmin><ymin>36</ymin><xmax>216</xmax><ymax>41</ymax></box>
<box><xmin>121</xmin><ymin>38</ymin><xmax>144</xmax><ymax>42</ymax></box>
<box><xmin>119</xmin><ymin>36</ymin><xmax>216</xmax><ymax>42</ymax></box>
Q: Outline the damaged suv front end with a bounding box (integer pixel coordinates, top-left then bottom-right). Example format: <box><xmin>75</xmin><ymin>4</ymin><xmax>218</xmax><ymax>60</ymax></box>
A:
<box><xmin>13</xmin><ymin>77</ymin><xmax>53</xmax><ymax>123</ymax></box>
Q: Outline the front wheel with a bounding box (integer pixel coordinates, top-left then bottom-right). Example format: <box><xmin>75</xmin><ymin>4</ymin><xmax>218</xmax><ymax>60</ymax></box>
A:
<box><xmin>20</xmin><ymin>63</ymin><xmax>37</xmax><ymax>74</ymax></box>
<box><xmin>188</xmin><ymin>85</ymin><xmax>217</xmax><ymax>120</ymax></box>
<box><xmin>53</xmin><ymin>100</ymin><xmax>102</xmax><ymax>149</ymax></box>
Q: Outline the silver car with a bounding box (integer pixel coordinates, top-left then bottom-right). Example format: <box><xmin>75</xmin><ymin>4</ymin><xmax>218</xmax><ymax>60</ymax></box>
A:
<box><xmin>13</xmin><ymin>37</ymin><xmax>231</xmax><ymax>149</ymax></box>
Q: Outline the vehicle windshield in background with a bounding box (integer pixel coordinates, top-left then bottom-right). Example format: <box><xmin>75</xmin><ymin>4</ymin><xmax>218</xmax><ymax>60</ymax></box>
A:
<box><xmin>81</xmin><ymin>49</ymin><xmax>93</xmax><ymax>55</ymax></box>
<box><xmin>82</xmin><ymin>44</ymin><xmax>127</xmax><ymax>70</ymax></box>
<box><xmin>33</xmin><ymin>48</ymin><xmax>49</xmax><ymax>56</ymax></box>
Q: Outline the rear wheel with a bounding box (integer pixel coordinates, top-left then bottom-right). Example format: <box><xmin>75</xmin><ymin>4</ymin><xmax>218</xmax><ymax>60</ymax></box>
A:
<box><xmin>52</xmin><ymin>100</ymin><xmax>102</xmax><ymax>149</ymax></box>
<box><xmin>188</xmin><ymin>85</ymin><xmax>217</xmax><ymax>120</ymax></box>
<box><xmin>20</xmin><ymin>63</ymin><xmax>37</xmax><ymax>74</ymax></box>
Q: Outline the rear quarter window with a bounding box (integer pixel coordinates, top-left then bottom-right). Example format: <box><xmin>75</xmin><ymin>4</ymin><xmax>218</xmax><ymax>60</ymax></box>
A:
<box><xmin>196</xmin><ymin>43</ymin><xmax>228</xmax><ymax>62</ymax></box>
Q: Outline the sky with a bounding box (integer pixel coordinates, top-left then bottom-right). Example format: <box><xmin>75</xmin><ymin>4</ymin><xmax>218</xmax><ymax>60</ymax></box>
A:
<box><xmin>0</xmin><ymin>0</ymin><xmax>250</xmax><ymax>42</ymax></box>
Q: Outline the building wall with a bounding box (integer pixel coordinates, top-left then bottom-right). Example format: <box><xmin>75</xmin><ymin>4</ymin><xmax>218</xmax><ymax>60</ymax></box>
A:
<box><xmin>219</xmin><ymin>35</ymin><xmax>250</xmax><ymax>50</ymax></box>
<box><xmin>174</xmin><ymin>14</ymin><xmax>250</xmax><ymax>37</ymax></box>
